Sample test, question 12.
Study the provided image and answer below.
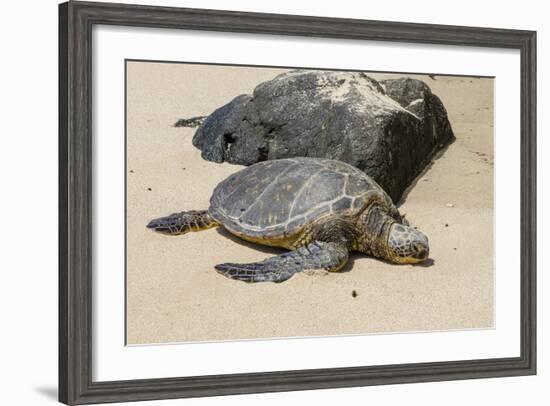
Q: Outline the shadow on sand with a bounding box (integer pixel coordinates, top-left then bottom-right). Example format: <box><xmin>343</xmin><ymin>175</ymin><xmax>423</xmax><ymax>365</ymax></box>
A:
<box><xmin>215</xmin><ymin>227</ymin><xmax>284</xmax><ymax>256</ymax></box>
<box><xmin>397</xmin><ymin>141</ymin><xmax>455</xmax><ymax>207</ymax></box>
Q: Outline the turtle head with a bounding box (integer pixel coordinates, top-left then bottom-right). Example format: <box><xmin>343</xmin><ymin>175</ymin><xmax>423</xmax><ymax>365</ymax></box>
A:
<box><xmin>386</xmin><ymin>223</ymin><xmax>429</xmax><ymax>264</ymax></box>
<box><xmin>356</xmin><ymin>206</ymin><xmax>429</xmax><ymax>264</ymax></box>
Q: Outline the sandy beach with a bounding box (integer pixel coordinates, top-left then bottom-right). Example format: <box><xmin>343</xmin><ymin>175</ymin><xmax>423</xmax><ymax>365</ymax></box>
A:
<box><xmin>126</xmin><ymin>62</ymin><xmax>494</xmax><ymax>345</ymax></box>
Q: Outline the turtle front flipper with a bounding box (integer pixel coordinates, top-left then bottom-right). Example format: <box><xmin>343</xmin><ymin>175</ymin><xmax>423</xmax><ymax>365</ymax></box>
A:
<box><xmin>215</xmin><ymin>241</ymin><xmax>349</xmax><ymax>283</ymax></box>
<box><xmin>147</xmin><ymin>210</ymin><xmax>219</xmax><ymax>235</ymax></box>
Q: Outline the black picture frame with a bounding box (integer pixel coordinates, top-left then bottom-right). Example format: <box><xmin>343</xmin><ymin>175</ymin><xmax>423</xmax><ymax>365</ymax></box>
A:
<box><xmin>59</xmin><ymin>1</ymin><xmax>537</xmax><ymax>404</ymax></box>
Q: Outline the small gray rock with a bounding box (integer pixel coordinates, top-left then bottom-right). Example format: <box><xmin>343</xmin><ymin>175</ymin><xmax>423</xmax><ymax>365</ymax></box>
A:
<box><xmin>174</xmin><ymin>116</ymin><xmax>207</xmax><ymax>128</ymax></box>
<box><xmin>192</xmin><ymin>70</ymin><xmax>454</xmax><ymax>202</ymax></box>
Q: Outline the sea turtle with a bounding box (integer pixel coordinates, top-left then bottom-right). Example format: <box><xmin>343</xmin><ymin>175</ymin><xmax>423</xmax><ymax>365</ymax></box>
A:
<box><xmin>147</xmin><ymin>158</ymin><xmax>429</xmax><ymax>283</ymax></box>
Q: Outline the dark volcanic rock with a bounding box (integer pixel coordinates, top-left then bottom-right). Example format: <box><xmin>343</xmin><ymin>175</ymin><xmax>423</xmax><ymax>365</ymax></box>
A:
<box><xmin>192</xmin><ymin>70</ymin><xmax>454</xmax><ymax>202</ymax></box>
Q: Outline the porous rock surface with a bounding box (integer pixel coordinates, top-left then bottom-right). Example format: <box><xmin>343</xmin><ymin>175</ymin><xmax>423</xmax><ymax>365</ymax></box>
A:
<box><xmin>192</xmin><ymin>70</ymin><xmax>454</xmax><ymax>202</ymax></box>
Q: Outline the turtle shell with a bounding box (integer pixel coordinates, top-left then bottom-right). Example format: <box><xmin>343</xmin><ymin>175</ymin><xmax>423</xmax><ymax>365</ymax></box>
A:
<box><xmin>209</xmin><ymin>157</ymin><xmax>393</xmax><ymax>240</ymax></box>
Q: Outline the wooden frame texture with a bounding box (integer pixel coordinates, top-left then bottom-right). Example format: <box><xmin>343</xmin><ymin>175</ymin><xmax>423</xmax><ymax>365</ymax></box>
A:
<box><xmin>59</xmin><ymin>1</ymin><xmax>537</xmax><ymax>404</ymax></box>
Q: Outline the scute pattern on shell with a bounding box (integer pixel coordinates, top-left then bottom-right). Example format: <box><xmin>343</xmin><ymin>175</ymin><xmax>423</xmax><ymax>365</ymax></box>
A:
<box><xmin>209</xmin><ymin>157</ymin><xmax>388</xmax><ymax>238</ymax></box>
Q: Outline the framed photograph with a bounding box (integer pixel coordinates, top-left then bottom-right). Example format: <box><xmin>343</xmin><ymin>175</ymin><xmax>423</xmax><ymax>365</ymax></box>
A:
<box><xmin>59</xmin><ymin>1</ymin><xmax>536</xmax><ymax>404</ymax></box>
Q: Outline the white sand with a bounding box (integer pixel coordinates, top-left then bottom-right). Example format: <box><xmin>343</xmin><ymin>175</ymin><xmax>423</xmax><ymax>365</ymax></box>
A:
<box><xmin>126</xmin><ymin>62</ymin><xmax>493</xmax><ymax>344</ymax></box>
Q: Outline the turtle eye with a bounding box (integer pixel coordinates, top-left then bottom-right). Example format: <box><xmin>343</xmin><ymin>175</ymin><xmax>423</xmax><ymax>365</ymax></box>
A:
<box><xmin>412</xmin><ymin>242</ymin><xmax>428</xmax><ymax>259</ymax></box>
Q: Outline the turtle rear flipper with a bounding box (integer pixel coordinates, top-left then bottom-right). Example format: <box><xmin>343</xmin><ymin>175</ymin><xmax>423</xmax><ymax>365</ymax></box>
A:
<box><xmin>215</xmin><ymin>241</ymin><xmax>349</xmax><ymax>283</ymax></box>
<box><xmin>147</xmin><ymin>210</ymin><xmax>219</xmax><ymax>235</ymax></box>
